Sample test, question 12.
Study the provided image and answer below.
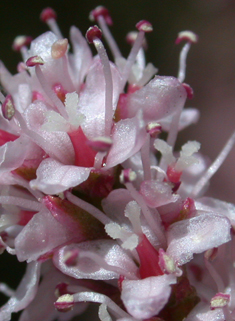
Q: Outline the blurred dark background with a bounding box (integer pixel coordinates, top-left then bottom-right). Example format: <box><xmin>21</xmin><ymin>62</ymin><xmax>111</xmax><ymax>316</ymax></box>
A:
<box><xmin>0</xmin><ymin>0</ymin><xmax>235</xmax><ymax>319</ymax></box>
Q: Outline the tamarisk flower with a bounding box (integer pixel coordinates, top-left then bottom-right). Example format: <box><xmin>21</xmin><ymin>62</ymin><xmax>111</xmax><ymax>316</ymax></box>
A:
<box><xmin>0</xmin><ymin>5</ymin><xmax>235</xmax><ymax>321</ymax></box>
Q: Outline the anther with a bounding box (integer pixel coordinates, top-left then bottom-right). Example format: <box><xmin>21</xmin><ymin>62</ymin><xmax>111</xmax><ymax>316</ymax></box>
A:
<box><xmin>182</xmin><ymin>83</ymin><xmax>194</xmax><ymax>99</ymax></box>
<box><xmin>51</xmin><ymin>39</ymin><xmax>68</xmax><ymax>59</ymax></box>
<box><xmin>146</xmin><ymin>122</ymin><xmax>162</xmax><ymax>138</ymax></box>
<box><xmin>120</xmin><ymin>169</ymin><xmax>137</xmax><ymax>184</ymax></box>
<box><xmin>89</xmin><ymin>6</ymin><xmax>113</xmax><ymax>26</ymax></box>
<box><xmin>12</xmin><ymin>35</ymin><xmax>33</xmax><ymax>52</ymax></box>
<box><xmin>126</xmin><ymin>31</ymin><xmax>147</xmax><ymax>49</ymax></box>
<box><xmin>40</xmin><ymin>7</ymin><xmax>63</xmax><ymax>39</ymax></box>
<box><xmin>55</xmin><ymin>283</ymin><xmax>69</xmax><ymax>298</ymax></box>
<box><xmin>17</xmin><ymin>62</ymin><xmax>27</xmax><ymax>73</ymax></box>
<box><xmin>89</xmin><ymin>6</ymin><xmax>121</xmax><ymax>60</ymax></box>
<box><xmin>85</xmin><ymin>26</ymin><xmax>102</xmax><ymax>44</ymax></box>
<box><xmin>54</xmin><ymin>294</ymin><xmax>74</xmax><ymax>312</ymax></box>
<box><xmin>86</xmin><ymin>26</ymin><xmax>113</xmax><ymax>136</ymax></box>
<box><xmin>136</xmin><ymin>20</ymin><xmax>153</xmax><ymax>33</ymax></box>
<box><xmin>26</xmin><ymin>56</ymin><xmax>45</xmax><ymax>67</ymax></box>
<box><xmin>53</xmin><ymin>83</ymin><xmax>68</xmax><ymax>102</ymax></box>
<box><xmin>210</xmin><ymin>292</ymin><xmax>230</xmax><ymax>310</ymax></box>
<box><xmin>63</xmin><ymin>249</ymin><xmax>79</xmax><ymax>266</ymax></box>
<box><xmin>87</xmin><ymin>136</ymin><xmax>113</xmax><ymax>152</ymax></box>
<box><xmin>2</xmin><ymin>95</ymin><xmax>15</xmax><ymax>120</ymax></box>
<box><xmin>175</xmin><ymin>30</ymin><xmax>198</xmax><ymax>44</ymax></box>
<box><xmin>40</xmin><ymin>7</ymin><xmax>57</xmax><ymax>22</ymax></box>
<box><xmin>176</xmin><ymin>31</ymin><xmax>198</xmax><ymax>83</ymax></box>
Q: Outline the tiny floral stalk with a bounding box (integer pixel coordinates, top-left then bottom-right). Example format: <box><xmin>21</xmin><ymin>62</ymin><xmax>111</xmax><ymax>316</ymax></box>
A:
<box><xmin>0</xmin><ymin>5</ymin><xmax>235</xmax><ymax>321</ymax></box>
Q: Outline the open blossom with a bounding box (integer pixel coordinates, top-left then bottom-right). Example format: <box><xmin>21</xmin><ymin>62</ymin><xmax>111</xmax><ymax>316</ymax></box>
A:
<box><xmin>0</xmin><ymin>5</ymin><xmax>235</xmax><ymax>321</ymax></box>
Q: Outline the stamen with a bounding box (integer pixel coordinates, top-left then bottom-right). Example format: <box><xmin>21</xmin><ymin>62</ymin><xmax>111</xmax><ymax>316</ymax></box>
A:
<box><xmin>65</xmin><ymin>191</ymin><xmax>112</xmax><ymax>225</ymax></box>
<box><xmin>12</xmin><ymin>35</ymin><xmax>32</xmax><ymax>61</ymax></box>
<box><xmin>78</xmin><ymin>250</ymin><xmax>138</xmax><ymax>280</ymax></box>
<box><xmin>141</xmin><ymin>134</ymin><xmax>151</xmax><ymax>180</ymax></box>
<box><xmin>90</xmin><ymin>6</ymin><xmax>122</xmax><ymax>60</ymax></box>
<box><xmin>204</xmin><ymin>256</ymin><xmax>225</xmax><ymax>292</ymax></box>
<box><xmin>0</xmin><ymin>283</ymin><xmax>15</xmax><ymax>297</ymax></box>
<box><xmin>124</xmin><ymin>201</ymin><xmax>142</xmax><ymax>235</ymax></box>
<box><xmin>119</xmin><ymin>168</ymin><xmax>137</xmax><ymax>184</ymax></box>
<box><xmin>26</xmin><ymin>55</ymin><xmax>45</xmax><ymax>67</ymax></box>
<box><xmin>40</xmin><ymin>7</ymin><xmax>63</xmax><ymax>39</ymax></box>
<box><xmin>73</xmin><ymin>292</ymin><xmax>130</xmax><ymax>319</ymax></box>
<box><xmin>17</xmin><ymin>62</ymin><xmax>27</xmax><ymax>73</ymax></box>
<box><xmin>54</xmin><ymin>294</ymin><xmax>74</xmax><ymax>312</ymax></box>
<box><xmin>0</xmin><ymin>196</ymin><xmax>41</xmax><ymax>211</ymax></box>
<box><xmin>52</xmin><ymin>83</ymin><xmax>68</xmax><ymax>103</ymax></box>
<box><xmin>120</xmin><ymin>20</ymin><xmax>153</xmax><ymax>91</ymax></box>
<box><xmin>191</xmin><ymin>131</ymin><xmax>235</xmax><ymax>198</ymax></box>
<box><xmin>176</xmin><ymin>31</ymin><xmax>198</xmax><ymax>83</ymax></box>
<box><xmin>1</xmin><ymin>95</ymin><xmax>15</xmax><ymax>120</ymax></box>
<box><xmin>146</xmin><ymin>122</ymin><xmax>162</xmax><ymax>138</ymax></box>
<box><xmin>86</xmin><ymin>26</ymin><xmax>113</xmax><ymax>136</ymax></box>
<box><xmin>33</xmin><ymin>64</ymin><xmax>68</xmax><ymax>119</ymax></box>
<box><xmin>87</xmin><ymin>136</ymin><xmax>113</xmax><ymax>152</ymax></box>
<box><xmin>182</xmin><ymin>83</ymin><xmax>194</xmax><ymax>99</ymax></box>
<box><xmin>125</xmin><ymin>182</ymin><xmax>166</xmax><ymax>247</ymax></box>
<box><xmin>210</xmin><ymin>292</ymin><xmax>230</xmax><ymax>310</ymax></box>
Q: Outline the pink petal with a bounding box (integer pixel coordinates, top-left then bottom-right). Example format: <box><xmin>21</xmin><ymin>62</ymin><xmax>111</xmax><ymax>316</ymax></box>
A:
<box><xmin>121</xmin><ymin>274</ymin><xmax>176</xmax><ymax>319</ymax></box>
<box><xmin>167</xmin><ymin>213</ymin><xmax>231</xmax><ymax>265</ymax></box>
<box><xmin>140</xmin><ymin>180</ymin><xmax>180</xmax><ymax>208</ymax></box>
<box><xmin>196</xmin><ymin>196</ymin><xmax>235</xmax><ymax>227</ymax></box>
<box><xmin>15</xmin><ymin>209</ymin><xmax>75</xmax><ymax>262</ymax></box>
<box><xmin>79</xmin><ymin>58</ymin><xmax>121</xmax><ymax>139</ymax></box>
<box><xmin>24</xmin><ymin>101</ymin><xmax>75</xmax><ymax>164</ymax></box>
<box><xmin>0</xmin><ymin>262</ymin><xmax>40</xmax><ymax>321</ymax></box>
<box><xmin>160</xmin><ymin>108</ymin><xmax>200</xmax><ymax>131</ymax></box>
<box><xmin>106</xmin><ymin>116</ymin><xmax>146</xmax><ymax>168</ymax></box>
<box><xmin>30</xmin><ymin>158</ymin><xmax>91</xmax><ymax>194</ymax></box>
<box><xmin>127</xmin><ymin>76</ymin><xmax>187</xmax><ymax>122</ymax></box>
<box><xmin>19</xmin><ymin>263</ymin><xmax>88</xmax><ymax>321</ymax></box>
<box><xmin>69</xmin><ymin>26</ymin><xmax>93</xmax><ymax>89</ymax></box>
<box><xmin>53</xmin><ymin>240</ymin><xmax>138</xmax><ymax>280</ymax></box>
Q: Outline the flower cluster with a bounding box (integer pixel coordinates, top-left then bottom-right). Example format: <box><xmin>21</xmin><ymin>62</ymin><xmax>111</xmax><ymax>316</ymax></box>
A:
<box><xmin>0</xmin><ymin>6</ymin><xmax>234</xmax><ymax>321</ymax></box>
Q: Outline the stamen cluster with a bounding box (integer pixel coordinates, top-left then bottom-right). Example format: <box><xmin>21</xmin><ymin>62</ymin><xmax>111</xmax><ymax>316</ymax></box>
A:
<box><xmin>0</xmin><ymin>5</ymin><xmax>234</xmax><ymax>321</ymax></box>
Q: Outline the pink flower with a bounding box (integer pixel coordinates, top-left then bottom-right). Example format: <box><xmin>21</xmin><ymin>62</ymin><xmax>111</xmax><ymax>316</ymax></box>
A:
<box><xmin>0</xmin><ymin>5</ymin><xmax>235</xmax><ymax>321</ymax></box>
